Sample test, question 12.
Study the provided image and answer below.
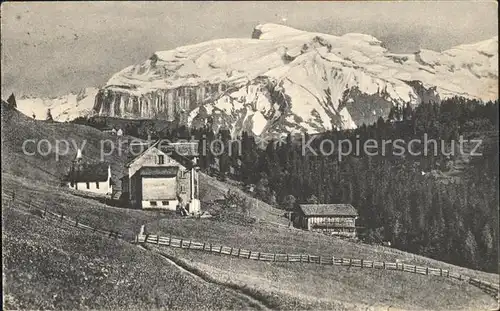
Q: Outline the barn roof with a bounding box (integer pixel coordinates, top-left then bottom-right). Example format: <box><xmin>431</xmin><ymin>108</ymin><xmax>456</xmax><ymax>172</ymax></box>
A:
<box><xmin>298</xmin><ymin>204</ymin><xmax>358</xmax><ymax>217</ymax></box>
<box><xmin>125</xmin><ymin>140</ymin><xmax>198</xmax><ymax>168</ymax></box>
<box><xmin>63</xmin><ymin>162</ymin><xmax>111</xmax><ymax>183</ymax></box>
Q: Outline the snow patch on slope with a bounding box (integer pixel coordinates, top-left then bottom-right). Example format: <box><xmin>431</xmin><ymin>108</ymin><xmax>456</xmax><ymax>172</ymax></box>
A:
<box><xmin>16</xmin><ymin>88</ymin><xmax>98</xmax><ymax>122</ymax></box>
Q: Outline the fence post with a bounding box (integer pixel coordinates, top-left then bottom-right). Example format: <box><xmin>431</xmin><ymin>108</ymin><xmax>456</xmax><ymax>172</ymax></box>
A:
<box><xmin>332</xmin><ymin>256</ymin><xmax>335</xmax><ymax>265</ymax></box>
<box><xmin>43</xmin><ymin>207</ymin><xmax>47</xmax><ymax>217</ymax></box>
<box><xmin>287</xmin><ymin>254</ymin><xmax>290</xmax><ymax>262</ymax></box>
<box><xmin>257</xmin><ymin>252</ymin><xmax>261</xmax><ymax>260</ymax></box>
<box><xmin>168</xmin><ymin>234</ymin><xmax>172</xmax><ymax>246</ymax></box>
<box><xmin>371</xmin><ymin>261</ymin><xmax>374</xmax><ymax>268</ymax></box>
<box><xmin>248</xmin><ymin>251</ymin><xmax>252</xmax><ymax>259</ymax></box>
<box><xmin>145</xmin><ymin>234</ymin><xmax>149</xmax><ymax>244</ymax></box>
<box><xmin>383</xmin><ymin>262</ymin><xmax>386</xmax><ymax>269</ymax></box>
<box><xmin>361</xmin><ymin>259</ymin><xmax>363</xmax><ymax>268</ymax></box>
<box><xmin>210</xmin><ymin>243</ymin><xmax>212</xmax><ymax>252</ymax></box>
<box><xmin>237</xmin><ymin>248</ymin><xmax>241</xmax><ymax>257</ymax></box>
<box><xmin>414</xmin><ymin>266</ymin><xmax>416</xmax><ymax>273</ymax></box>
<box><xmin>440</xmin><ymin>269</ymin><xmax>442</xmax><ymax>277</ymax></box>
<box><xmin>229</xmin><ymin>247</ymin><xmax>233</xmax><ymax>255</ymax></box>
<box><xmin>180</xmin><ymin>239</ymin><xmax>183</xmax><ymax>248</ymax></box>
<box><xmin>157</xmin><ymin>235</ymin><xmax>160</xmax><ymax>244</ymax></box>
<box><xmin>446</xmin><ymin>270</ymin><xmax>449</xmax><ymax>277</ymax></box>
<box><xmin>273</xmin><ymin>253</ymin><xmax>276</xmax><ymax>262</ymax></box>
<box><xmin>307</xmin><ymin>254</ymin><xmax>310</xmax><ymax>263</ymax></box>
<box><xmin>188</xmin><ymin>240</ymin><xmax>192</xmax><ymax>249</ymax></box>
<box><xmin>203</xmin><ymin>242</ymin><xmax>206</xmax><ymax>251</ymax></box>
<box><xmin>60</xmin><ymin>212</ymin><xmax>64</xmax><ymax>222</ymax></box>
<box><xmin>426</xmin><ymin>267</ymin><xmax>428</xmax><ymax>275</ymax></box>
<box><xmin>75</xmin><ymin>217</ymin><xmax>79</xmax><ymax>227</ymax></box>
<box><xmin>349</xmin><ymin>258</ymin><xmax>352</xmax><ymax>267</ymax></box>
<box><xmin>219</xmin><ymin>246</ymin><xmax>223</xmax><ymax>254</ymax></box>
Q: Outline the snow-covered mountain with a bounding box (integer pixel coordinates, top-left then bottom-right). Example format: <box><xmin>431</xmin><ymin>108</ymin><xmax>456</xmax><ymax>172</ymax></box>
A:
<box><xmin>91</xmin><ymin>24</ymin><xmax>496</xmax><ymax>137</ymax></box>
<box><xmin>16</xmin><ymin>87</ymin><xmax>99</xmax><ymax>122</ymax></box>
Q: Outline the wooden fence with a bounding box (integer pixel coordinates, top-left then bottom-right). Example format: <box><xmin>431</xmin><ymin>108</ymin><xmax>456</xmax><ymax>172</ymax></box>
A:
<box><xmin>3</xmin><ymin>191</ymin><xmax>123</xmax><ymax>239</ymax></box>
<box><xmin>3</xmin><ymin>191</ymin><xmax>499</xmax><ymax>300</ymax></box>
<box><xmin>137</xmin><ymin>233</ymin><xmax>499</xmax><ymax>299</ymax></box>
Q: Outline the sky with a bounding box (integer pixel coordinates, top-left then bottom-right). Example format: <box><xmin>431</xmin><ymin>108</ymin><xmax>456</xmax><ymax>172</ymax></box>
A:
<box><xmin>1</xmin><ymin>1</ymin><xmax>498</xmax><ymax>97</ymax></box>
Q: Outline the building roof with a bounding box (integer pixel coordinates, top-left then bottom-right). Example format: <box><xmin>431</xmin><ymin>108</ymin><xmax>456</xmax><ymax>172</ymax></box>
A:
<box><xmin>125</xmin><ymin>140</ymin><xmax>198</xmax><ymax>169</ymax></box>
<box><xmin>298</xmin><ymin>204</ymin><xmax>358</xmax><ymax>217</ymax></box>
<box><xmin>63</xmin><ymin>162</ymin><xmax>111</xmax><ymax>183</ymax></box>
<box><xmin>125</xmin><ymin>141</ymin><xmax>152</xmax><ymax>166</ymax></box>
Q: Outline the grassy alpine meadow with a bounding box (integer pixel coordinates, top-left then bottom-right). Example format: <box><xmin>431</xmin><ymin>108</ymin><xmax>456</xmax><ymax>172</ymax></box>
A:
<box><xmin>2</xmin><ymin>203</ymin><xmax>259</xmax><ymax>310</ymax></box>
<box><xmin>146</xmin><ymin>212</ymin><xmax>498</xmax><ymax>284</ymax></box>
<box><xmin>1</xmin><ymin>173</ymin><xmax>170</xmax><ymax>240</ymax></box>
<box><xmin>150</xmin><ymin>247</ymin><xmax>498</xmax><ymax>311</ymax></box>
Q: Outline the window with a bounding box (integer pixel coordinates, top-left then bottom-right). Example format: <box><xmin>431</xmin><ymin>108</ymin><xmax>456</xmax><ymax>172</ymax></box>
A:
<box><xmin>157</xmin><ymin>155</ymin><xmax>165</xmax><ymax>165</ymax></box>
<box><xmin>86</xmin><ymin>182</ymin><xmax>90</xmax><ymax>189</ymax></box>
<box><xmin>162</xmin><ymin>201</ymin><xmax>169</xmax><ymax>206</ymax></box>
<box><xmin>180</xmin><ymin>170</ymin><xmax>188</xmax><ymax>179</ymax></box>
<box><xmin>180</xmin><ymin>185</ymin><xmax>186</xmax><ymax>193</ymax></box>
<box><xmin>96</xmin><ymin>182</ymin><xmax>99</xmax><ymax>189</ymax></box>
<box><xmin>150</xmin><ymin>201</ymin><xmax>157</xmax><ymax>206</ymax></box>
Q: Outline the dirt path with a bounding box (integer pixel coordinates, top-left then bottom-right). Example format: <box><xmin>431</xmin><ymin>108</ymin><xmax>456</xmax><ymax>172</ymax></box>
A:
<box><xmin>138</xmin><ymin>244</ymin><xmax>274</xmax><ymax>311</ymax></box>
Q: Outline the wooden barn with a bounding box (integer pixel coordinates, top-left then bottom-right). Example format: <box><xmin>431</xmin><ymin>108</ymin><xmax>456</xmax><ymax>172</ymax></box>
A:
<box><xmin>294</xmin><ymin>204</ymin><xmax>358</xmax><ymax>238</ymax></box>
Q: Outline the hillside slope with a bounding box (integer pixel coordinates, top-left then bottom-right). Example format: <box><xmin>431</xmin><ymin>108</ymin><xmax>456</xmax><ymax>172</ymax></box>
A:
<box><xmin>2</xmin><ymin>173</ymin><xmax>498</xmax><ymax>310</ymax></box>
<box><xmin>2</xmin><ymin>183</ymin><xmax>258</xmax><ymax>310</ymax></box>
<box><xmin>93</xmin><ymin>23</ymin><xmax>497</xmax><ymax>137</ymax></box>
<box><xmin>1</xmin><ymin>101</ymin><xmax>129</xmax><ymax>185</ymax></box>
<box><xmin>2</xmin><ymin>98</ymin><xmax>498</xmax><ymax>310</ymax></box>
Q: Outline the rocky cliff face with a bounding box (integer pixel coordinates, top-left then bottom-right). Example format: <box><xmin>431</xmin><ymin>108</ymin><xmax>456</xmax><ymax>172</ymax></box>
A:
<box><xmin>93</xmin><ymin>24</ymin><xmax>498</xmax><ymax>137</ymax></box>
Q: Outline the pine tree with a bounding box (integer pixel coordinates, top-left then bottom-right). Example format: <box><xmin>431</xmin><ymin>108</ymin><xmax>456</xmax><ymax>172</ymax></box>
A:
<box><xmin>7</xmin><ymin>93</ymin><xmax>16</xmax><ymax>108</ymax></box>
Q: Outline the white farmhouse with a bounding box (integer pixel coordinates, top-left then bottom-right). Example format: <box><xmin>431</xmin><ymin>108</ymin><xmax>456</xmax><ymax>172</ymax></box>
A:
<box><xmin>62</xmin><ymin>150</ymin><xmax>114</xmax><ymax>195</ymax></box>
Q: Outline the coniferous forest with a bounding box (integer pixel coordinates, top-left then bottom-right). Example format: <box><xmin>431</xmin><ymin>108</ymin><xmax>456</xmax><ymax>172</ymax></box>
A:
<box><xmin>193</xmin><ymin>97</ymin><xmax>499</xmax><ymax>273</ymax></box>
<box><xmin>72</xmin><ymin>97</ymin><xmax>498</xmax><ymax>272</ymax></box>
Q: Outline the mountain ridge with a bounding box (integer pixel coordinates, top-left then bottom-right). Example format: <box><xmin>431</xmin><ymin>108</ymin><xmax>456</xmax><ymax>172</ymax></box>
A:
<box><xmin>93</xmin><ymin>23</ymin><xmax>497</xmax><ymax>137</ymax></box>
<box><xmin>12</xmin><ymin>24</ymin><xmax>498</xmax><ymax>137</ymax></box>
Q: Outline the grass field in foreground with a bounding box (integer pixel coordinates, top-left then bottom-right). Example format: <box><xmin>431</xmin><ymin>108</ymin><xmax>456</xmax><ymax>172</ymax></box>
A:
<box><xmin>152</xmin><ymin>247</ymin><xmax>497</xmax><ymax>311</ymax></box>
<box><xmin>2</xmin><ymin>172</ymin><xmax>498</xmax><ymax>310</ymax></box>
<box><xmin>2</xmin><ymin>204</ymin><xmax>258</xmax><ymax>310</ymax></box>
<box><xmin>146</xmin><ymin>214</ymin><xmax>499</xmax><ymax>284</ymax></box>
